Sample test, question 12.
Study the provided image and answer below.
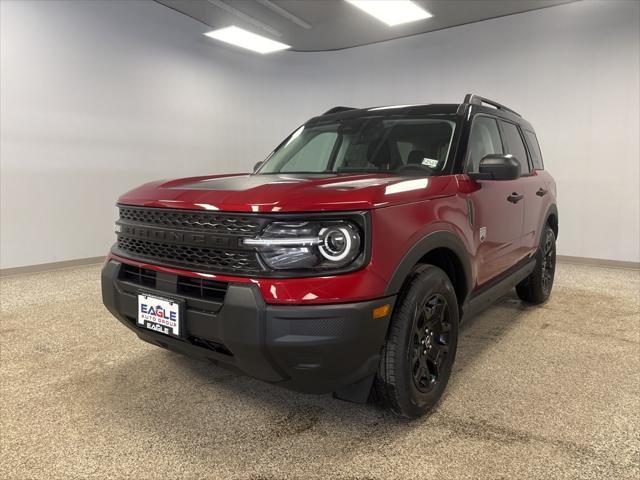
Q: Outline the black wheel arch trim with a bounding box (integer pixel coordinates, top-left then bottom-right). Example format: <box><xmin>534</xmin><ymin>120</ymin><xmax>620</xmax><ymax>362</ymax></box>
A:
<box><xmin>542</xmin><ymin>203</ymin><xmax>559</xmax><ymax>240</ymax></box>
<box><xmin>384</xmin><ymin>230</ymin><xmax>472</xmax><ymax>303</ymax></box>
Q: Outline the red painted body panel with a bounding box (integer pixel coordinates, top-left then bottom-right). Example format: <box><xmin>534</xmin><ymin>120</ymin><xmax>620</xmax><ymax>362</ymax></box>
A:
<box><xmin>118</xmin><ymin>174</ymin><xmax>456</xmax><ymax>212</ymax></box>
<box><xmin>520</xmin><ymin>170</ymin><xmax>556</xmax><ymax>253</ymax></box>
<box><xmin>111</xmin><ymin>174</ymin><xmax>462</xmax><ymax>305</ymax></box>
<box><xmin>109</xmin><ymin>251</ymin><xmax>387</xmax><ymax>305</ymax></box>
<box><xmin>460</xmin><ymin>174</ymin><xmax>526</xmax><ymax>285</ymax></box>
<box><xmin>112</xmin><ymin>170</ymin><xmax>556</xmax><ymax>305</ymax></box>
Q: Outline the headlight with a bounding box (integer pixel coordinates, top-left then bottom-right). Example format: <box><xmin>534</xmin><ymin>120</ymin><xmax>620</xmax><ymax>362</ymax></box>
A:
<box><xmin>243</xmin><ymin>220</ymin><xmax>363</xmax><ymax>271</ymax></box>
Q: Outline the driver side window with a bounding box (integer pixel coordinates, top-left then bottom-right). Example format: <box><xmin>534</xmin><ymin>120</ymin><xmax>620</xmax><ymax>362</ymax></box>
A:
<box><xmin>466</xmin><ymin>117</ymin><xmax>503</xmax><ymax>172</ymax></box>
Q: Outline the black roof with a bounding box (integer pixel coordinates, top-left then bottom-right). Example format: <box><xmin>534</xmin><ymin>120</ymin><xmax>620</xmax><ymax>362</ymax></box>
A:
<box><xmin>308</xmin><ymin>104</ymin><xmax>459</xmax><ymax>124</ymax></box>
<box><xmin>309</xmin><ymin>94</ymin><xmax>533</xmax><ymax>131</ymax></box>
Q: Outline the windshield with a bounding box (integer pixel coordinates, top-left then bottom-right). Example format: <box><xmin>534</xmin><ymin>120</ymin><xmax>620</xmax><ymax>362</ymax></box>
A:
<box><xmin>257</xmin><ymin>116</ymin><xmax>457</xmax><ymax>175</ymax></box>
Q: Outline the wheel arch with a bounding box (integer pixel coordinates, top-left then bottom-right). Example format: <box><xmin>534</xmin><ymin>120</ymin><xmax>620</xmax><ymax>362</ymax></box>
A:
<box><xmin>385</xmin><ymin>231</ymin><xmax>472</xmax><ymax>309</ymax></box>
<box><xmin>545</xmin><ymin>204</ymin><xmax>559</xmax><ymax>239</ymax></box>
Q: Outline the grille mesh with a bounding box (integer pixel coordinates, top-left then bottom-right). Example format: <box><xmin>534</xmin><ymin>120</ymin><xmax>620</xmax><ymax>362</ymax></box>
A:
<box><xmin>119</xmin><ymin>207</ymin><xmax>263</xmax><ymax>235</ymax></box>
<box><xmin>117</xmin><ymin>236</ymin><xmax>261</xmax><ymax>274</ymax></box>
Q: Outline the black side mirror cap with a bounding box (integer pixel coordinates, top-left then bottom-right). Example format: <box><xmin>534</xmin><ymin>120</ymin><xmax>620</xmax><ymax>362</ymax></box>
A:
<box><xmin>469</xmin><ymin>154</ymin><xmax>521</xmax><ymax>181</ymax></box>
<box><xmin>253</xmin><ymin>161</ymin><xmax>263</xmax><ymax>173</ymax></box>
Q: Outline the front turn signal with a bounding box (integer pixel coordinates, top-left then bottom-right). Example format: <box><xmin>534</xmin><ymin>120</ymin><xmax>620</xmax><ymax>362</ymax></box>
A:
<box><xmin>372</xmin><ymin>304</ymin><xmax>391</xmax><ymax>320</ymax></box>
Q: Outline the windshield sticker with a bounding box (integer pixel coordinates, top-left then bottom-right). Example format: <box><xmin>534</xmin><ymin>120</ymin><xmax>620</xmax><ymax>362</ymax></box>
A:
<box><xmin>421</xmin><ymin>158</ymin><xmax>439</xmax><ymax>168</ymax></box>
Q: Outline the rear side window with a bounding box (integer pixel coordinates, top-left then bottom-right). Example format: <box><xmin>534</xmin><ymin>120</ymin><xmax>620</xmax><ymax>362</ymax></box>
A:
<box><xmin>466</xmin><ymin>116</ymin><xmax>503</xmax><ymax>172</ymax></box>
<box><xmin>500</xmin><ymin>121</ymin><xmax>530</xmax><ymax>174</ymax></box>
<box><xmin>524</xmin><ymin>131</ymin><xmax>544</xmax><ymax>170</ymax></box>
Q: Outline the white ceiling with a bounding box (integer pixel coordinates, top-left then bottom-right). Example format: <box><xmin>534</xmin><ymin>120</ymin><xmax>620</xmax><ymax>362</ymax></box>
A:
<box><xmin>155</xmin><ymin>0</ymin><xmax>576</xmax><ymax>52</ymax></box>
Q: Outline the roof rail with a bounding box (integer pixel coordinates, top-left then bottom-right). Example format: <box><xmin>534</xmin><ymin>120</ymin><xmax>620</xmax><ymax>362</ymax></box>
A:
<box><xmin>463</xmin><ymin>94</ymin><xmax>521</xmax><ymax>117</ymax></box>
<box><xmin>323</xmin><ymin>106</ymin><xmax>356</xmax><ymax>115</ymax></box>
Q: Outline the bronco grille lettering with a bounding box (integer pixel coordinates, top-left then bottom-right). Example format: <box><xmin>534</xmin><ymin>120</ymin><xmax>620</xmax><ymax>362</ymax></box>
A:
<box><xmin>115</xmin><ymin>206</ymin><xmax>263</xmax><ymax>273</ymax></box>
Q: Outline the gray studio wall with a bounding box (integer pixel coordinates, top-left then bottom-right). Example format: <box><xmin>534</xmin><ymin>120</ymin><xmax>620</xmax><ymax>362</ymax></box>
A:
<box><xmin>1</xmin><ymin>0</ymin><xmax>638</xmax><ymax>269</ymax></box>
<box><xmin>277</xmin><ymin>0</ymin><xmax>640</xmax><ymax>264</ymax></box>
<box><xmin>0</xmin><ymin>0</ymin><xmax>297</xmax><ymax>269</ymax></box>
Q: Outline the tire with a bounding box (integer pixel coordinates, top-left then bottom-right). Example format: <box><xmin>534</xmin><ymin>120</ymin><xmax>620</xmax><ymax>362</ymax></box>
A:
<box><xmin>375</xmin><ymin>264</ymin><xmax>459</xmax><ymax>419</ymax></box>
<box><xmin>516</xmin><ymin>224</ymin><xmax>556</xmax><ymax>304</ymax></box>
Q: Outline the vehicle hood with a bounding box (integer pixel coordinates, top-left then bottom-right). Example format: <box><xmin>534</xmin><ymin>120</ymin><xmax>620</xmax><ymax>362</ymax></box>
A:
<box><xmin>118</xmin><ymin>173</ymin><xmax>457</xmax><ymax>213</ymax></box>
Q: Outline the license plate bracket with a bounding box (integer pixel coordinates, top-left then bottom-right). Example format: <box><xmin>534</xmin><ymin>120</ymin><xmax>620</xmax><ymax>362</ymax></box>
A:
<box><xmin>137</xmin><ymin>292</ymin><xmax>184</xmax><ymax>339</ymax></box>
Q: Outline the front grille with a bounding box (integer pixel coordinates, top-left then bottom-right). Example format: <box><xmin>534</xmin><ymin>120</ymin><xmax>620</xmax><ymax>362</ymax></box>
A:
<box><xmin>119</xmin><ymin>206</ymin><xmax>264</xmax><ymax>235</ymax></box>
<box><xmin>176</xmin><ymin>276</ymin><xmax>229</xmax><ymax>301</ymax></box>
<box><xmin>119</xmin><ymin>263</ymin><xmax>228</xmax><ymax>302</ymax></box>
<box><xmin>115</xmin><ymin>205</ymin><xmax>267</xmax><ymax>275</ymax></box>
<box><xmin>120</xmin><ymin>263</ymin><xmax>157</xmax><ymax>287</ymax></box>
<box><xmin>117</xmin><ymin>236</ymin><xmax>261</xmax><ymax>274</ymax></box>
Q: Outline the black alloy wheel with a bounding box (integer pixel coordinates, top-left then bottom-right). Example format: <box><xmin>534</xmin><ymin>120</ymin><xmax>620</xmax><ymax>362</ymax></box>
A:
<box><xmin>375</xmin><ymin>264</ymin><xmax>459</xmax><ymax>419</ymax></box>
<box><xmin>540</xmin><ymin>230</ymin><xmax>555</xmax><ymax>297</ymax></box>
<box><xmin>516</xmin><ymin>224</ymin><xmax>556</xmax><ymax>304</ymax></box>
<box><xmin>409</xmin><ymin>294</ymin><xmax>452</xmax><ymax>393</ymax></box>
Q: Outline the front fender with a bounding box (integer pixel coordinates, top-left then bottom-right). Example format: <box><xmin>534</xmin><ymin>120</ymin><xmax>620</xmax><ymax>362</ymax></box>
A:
<box><xmin>384</xmin><ymin>230</ymin><xmax>472</xmax><ymax>300</ymax></box>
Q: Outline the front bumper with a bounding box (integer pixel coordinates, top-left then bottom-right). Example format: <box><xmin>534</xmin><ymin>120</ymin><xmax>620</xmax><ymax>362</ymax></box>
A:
<box><xmin>101</xmin><ymin>260</ymin><xmax>395</xmax><ymax>394</ymax></box>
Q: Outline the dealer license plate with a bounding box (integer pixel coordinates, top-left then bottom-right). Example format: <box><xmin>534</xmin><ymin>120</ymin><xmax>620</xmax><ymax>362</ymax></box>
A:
<box><xmin>137</xmin><ymin>293</ymin><xmax>182</xmax><ymax>338</ymax></box>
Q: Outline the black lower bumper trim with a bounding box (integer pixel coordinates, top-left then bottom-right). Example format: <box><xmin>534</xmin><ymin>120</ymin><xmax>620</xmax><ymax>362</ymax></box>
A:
<box><xmin>101</xmin><ymin>260</ymin><xmax>396</xmax><ymax>394</ymax></box>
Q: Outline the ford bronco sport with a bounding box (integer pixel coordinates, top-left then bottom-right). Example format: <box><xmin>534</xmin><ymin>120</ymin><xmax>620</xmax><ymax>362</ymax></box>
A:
<box><xmin>102</xmin><ymin>94</ymin><xmax>558</xmax><ymax>418</ymax></box>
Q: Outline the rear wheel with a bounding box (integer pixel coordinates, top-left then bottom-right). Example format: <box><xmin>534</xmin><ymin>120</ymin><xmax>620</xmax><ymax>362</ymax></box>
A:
<box><xmin>516</xmin><ymin>225</ymin><xmax>556</xmax><ymax>304</ymax></box>
<box><xmin>375</xmin><ymin>265</ymin><xmax>459</xmax><ymax>419</ymax></box>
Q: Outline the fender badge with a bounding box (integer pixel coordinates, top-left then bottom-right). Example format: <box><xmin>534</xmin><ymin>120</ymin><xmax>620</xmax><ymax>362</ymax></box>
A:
<box><xmin>479</xmin><ymin>227</ymin><xmax>487</xmax><ymax>243</ymax></box>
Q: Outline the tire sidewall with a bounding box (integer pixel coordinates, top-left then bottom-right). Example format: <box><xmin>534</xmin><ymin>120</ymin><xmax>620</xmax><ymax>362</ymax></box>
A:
<box><xmin>393</xmin><ymin>266</ymin><xmax>459</xmax><ymax>417</ymax></box>
<box><xmin>540</xmin><ymin>226</ymin><xmax>556</xmax><ymax>298</ymax></box>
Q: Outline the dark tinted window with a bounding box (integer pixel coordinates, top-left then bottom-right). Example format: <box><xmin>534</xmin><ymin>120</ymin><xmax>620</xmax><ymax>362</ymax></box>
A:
<box><xmin>466</xmin><ymin>116</ymin><xmax>503</xmax><ymax>172</ymax></box>
<box><xmin>524</xmin><ymin>130</ymin><xmax>544</xmax><ymax>170</ymax></box>
<box><xmin>500</xmin><ymin>121</ymin><xmax>530</xmax><ymax>174</ymax></box>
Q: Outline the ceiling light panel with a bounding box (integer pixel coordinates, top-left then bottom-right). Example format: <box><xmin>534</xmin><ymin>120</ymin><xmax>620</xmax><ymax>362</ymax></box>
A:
<box><xmin>204</xmin><ymin>26</ymin><xmax>290</xmax><ymax>54</ymax></box>
<box><xmin>345</xmin><ymin>0</ymin><xmax>432</xmax><ymax>26</ymax></box>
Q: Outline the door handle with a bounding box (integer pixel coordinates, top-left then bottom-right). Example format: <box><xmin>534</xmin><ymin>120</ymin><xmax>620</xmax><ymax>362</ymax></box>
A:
<box><xmin>507</xmin><ymin>192</ymin><xmax>524</xmax><ymax>204</ymax></box>
<box><xmin>536</xmin><ymin>188</ymin><xmax>548</xmax><ymax>197</ymax></box>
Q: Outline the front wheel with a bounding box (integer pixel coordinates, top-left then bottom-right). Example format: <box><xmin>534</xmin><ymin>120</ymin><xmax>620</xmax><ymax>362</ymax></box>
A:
<box><xmin>375</xmin><ymin>265</ymin><xmax>459</xmax><ymax>419</ymax></box>
<box><xmin>516</xmin><ymin>225</ymin><xmax>556</xmax><ymax>304</ymax></box>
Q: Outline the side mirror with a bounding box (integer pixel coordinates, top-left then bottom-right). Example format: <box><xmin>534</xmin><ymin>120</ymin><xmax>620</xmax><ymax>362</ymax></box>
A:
<box><xmin>253</xmin><ymin>161</ymin><xmax>263</xmax><ymax>173</ymax></box>
<box><xmin>469</xmin><ymin>154</ymin><xmax>520</xmax><ymax>181</ymax></box>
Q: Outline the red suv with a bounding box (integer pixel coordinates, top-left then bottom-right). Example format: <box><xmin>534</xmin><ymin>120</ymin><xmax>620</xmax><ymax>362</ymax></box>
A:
<box><xmin>102</xmin><ymin>94</ymin><xmax>558</xmax><ymax>418</ymax></box>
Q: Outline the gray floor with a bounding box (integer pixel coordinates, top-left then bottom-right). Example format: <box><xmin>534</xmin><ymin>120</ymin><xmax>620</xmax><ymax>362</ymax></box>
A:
<box><xmin>1</xmin><ymin>262</ymin><xmax>638</xmax><ymax>479</ymax></box>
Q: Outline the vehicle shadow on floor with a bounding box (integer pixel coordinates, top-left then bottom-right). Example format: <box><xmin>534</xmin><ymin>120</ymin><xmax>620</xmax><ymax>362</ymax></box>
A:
<box><xmin>453</xmin><ymin>291</ymin><xmax>533</xmax><ymax>374</ymax></box>
<box><xmin>120</xmin><ymin>291</ymin><xmax>521</xmax><ymax>381</ymax></box>
<box><xmin>177</xmin><ymin>292</ymin><xmax>529</xmax><ymax>401</ymax></box>
<box><xmin>84</xmin><ymin>291</ymin><xmax>534</xmax><ymax>465</ymax></box>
